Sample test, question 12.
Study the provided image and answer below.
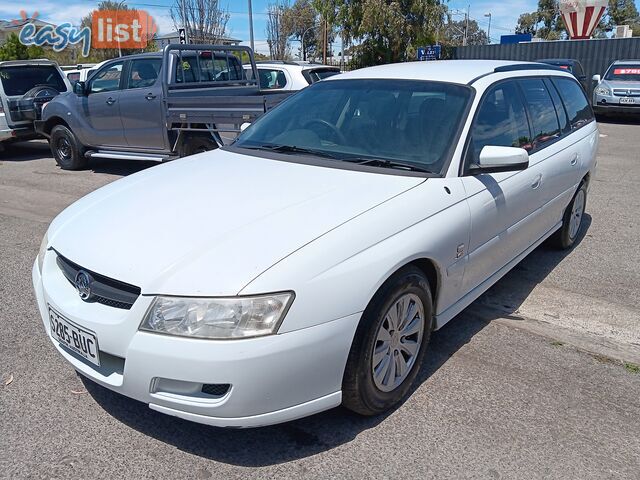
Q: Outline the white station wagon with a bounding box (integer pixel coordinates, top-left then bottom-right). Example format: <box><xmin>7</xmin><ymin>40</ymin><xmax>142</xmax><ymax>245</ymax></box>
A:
<box><xmin>33</xmin><ymin>60</ymin><xmax>598</xmax><ymax>428</ymax></box>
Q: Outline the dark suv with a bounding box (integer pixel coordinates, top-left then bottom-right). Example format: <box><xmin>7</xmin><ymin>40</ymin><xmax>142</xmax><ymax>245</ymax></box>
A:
<box><xmin>538</xmin><ymin>59</ymin><xmax>588</xmax><ymax>92</ymax></box>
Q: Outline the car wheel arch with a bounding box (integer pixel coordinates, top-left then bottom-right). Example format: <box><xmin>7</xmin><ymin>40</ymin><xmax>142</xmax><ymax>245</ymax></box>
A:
<box><xmin>43</xmin><ymin>116</ymin><xmax>70</xmax><ymax>136</ymax></box>
<box><xmin>363</xmin><ymin>256</ymin><xmax>441</xmax><ymax>325</ymax></box>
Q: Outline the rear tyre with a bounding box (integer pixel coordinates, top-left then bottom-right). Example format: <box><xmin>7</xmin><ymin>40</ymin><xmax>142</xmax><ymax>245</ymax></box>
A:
<box><xmin>50</xmin><ymin>125</ymin><xmax>87</xmax><ymax>170</ymax></box>
<box><xmin>180</xmin><ymin>134</ymin><xmax>219</xmax><ymax>157</ymax></box>
<box><xmin>342</xmin><ymin>266</ymin><xmax>433</xmax><ymax>416</ymax></box>
<box><xmin>550</xmin><ymin>181</ymin><xmax>587</xmax><ymax>250</ymax></box>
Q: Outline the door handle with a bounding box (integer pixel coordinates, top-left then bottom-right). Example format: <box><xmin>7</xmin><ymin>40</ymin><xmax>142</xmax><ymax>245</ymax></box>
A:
<box><xmin>105</xmin><ymin>97</ymin><xmax>116</xmax><ymax>105</ymax></box>
<box><xmin>570</xmin><ymin>153</ymin><xmax>579</xmax><ymax>166</ymax></box>
<box><xmin>531</xmin><ymin>174</ymin><xmax>542</xmax><ymax>190</ymax></box>
<box><xmin>145</xmin><ymin>93</ymin><xmax>157</xmax><ymax>100</ymax></box>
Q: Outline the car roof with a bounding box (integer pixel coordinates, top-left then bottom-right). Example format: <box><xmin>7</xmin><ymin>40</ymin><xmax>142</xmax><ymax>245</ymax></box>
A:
<box><xmin>612</xmin><ymin>59</ymin><xmax>640</xmax><ymax>65</ymax></box>
<box><xmin>538</xmin><ymin>58</ymin><xmax>579</xmax><ymax>65</ymax></box>
<box><xmin>329</xmin><ymin>60</ymin><xmax>567</xmax><ymax>85</ymax></box>
<box><xmin>251</xmin><ymin>62</ymin><xmax>339</xmax><ymax>71</ymax></box>
<box><xmin>0</xmin><ymin>59</ymin><xmax>58</xmax><ymax>66</ymax></box>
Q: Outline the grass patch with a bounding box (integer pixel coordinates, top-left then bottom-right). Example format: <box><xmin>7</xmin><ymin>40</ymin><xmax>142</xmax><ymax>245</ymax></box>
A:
<box><xmin>550</xmin><ymin>341</ymin><xmax>564</xmax><ymax>347</ymax></box>
<box><xmin>624</xmin><ymin>362</ymin><xmax>640</xmax><ymax>374</ymax></box>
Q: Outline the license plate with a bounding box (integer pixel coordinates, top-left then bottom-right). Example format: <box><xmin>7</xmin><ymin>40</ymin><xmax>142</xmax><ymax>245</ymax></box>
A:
<box><xmin>48</xmin><ymin>306</ymin><xmax>100</xmax><ymax>366</ymax></box>
<box><xmin>620</xmin><ymin>97</ymin><xmax>636</xmax><ymax>104</ymax></box>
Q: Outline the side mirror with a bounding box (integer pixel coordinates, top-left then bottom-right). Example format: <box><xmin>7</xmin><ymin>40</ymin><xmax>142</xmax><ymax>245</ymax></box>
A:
<box><xmin>469</xmin><ymin>146</ymin><xmax>529</xmax><ymax>174</ymax></box>
<box><xmin>74</xmin><ymin>81</ymin><xmax>86</xmax><ymax>95</ymax></box>
<box><xmin>240</xmin><ymin>122</ymin><xmax>251</xmax><ymax>132</ymax></box>
<box><xmin>592</xmin><ymin>74</ymin><xmax>601</xmax><ymax>83</ymax></box>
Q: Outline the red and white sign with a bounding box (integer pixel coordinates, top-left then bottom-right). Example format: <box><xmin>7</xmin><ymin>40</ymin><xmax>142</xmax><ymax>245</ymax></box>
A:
<box><xmin>560</xmin><ymin>0</ymin><xmax>608</xmax><ymax>40</ymax></box>
<box><xmin>613</xmin><ymin>68</ymin><xmax>640</xmax><ymax>75</ymax></box>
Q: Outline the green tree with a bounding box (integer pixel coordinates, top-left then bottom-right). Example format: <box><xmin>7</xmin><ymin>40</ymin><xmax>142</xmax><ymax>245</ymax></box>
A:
<box><xmin>444</xmin><ymin>19</ymin><xmax>488</xmax><ymax>46</ymax></box>
<box><xmin>316</xmin><ymin>0</ymin><xmax>445</xmax><ymax>65</ymax></box>
<box><xmin>515</xmin><ymin>12</ymin><xmax>539</xmax><ymax>35</ymax></box>
<box><xmin>282</xmin><ymin>0</ymin><xmax>321</xmax><ymax>60</ymax></box>
<box><xmin>514</xmin><ymin>0</ymin><xmax>566</xmax><ymax>40</ymax></box>
<box><xmin>0</xmin><ymin>33</ymin><xmax>45</xmax><ymax>61</ymax></box>
<box><xmin>604</xmin><ymin>0</ymin><xmax>640</xmax><ymax>36</ymax></box>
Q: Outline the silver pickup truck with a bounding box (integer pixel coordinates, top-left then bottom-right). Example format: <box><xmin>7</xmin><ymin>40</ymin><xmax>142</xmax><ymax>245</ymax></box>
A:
<box><xmin>35</xmin><ymin>45</ymin><xmax>293</xmax><ymax>170</ymax></box>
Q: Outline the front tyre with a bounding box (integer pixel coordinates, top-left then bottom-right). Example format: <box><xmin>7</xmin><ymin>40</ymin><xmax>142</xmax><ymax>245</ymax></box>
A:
<box><xmin>551</xmin><ymin>181</ymin><xmax>587</xmax><ymax>249</ymax></box>
<box><xmin>180</xmin><ymin>134</ymin><xmax>219</xmax><ymax>157</ymax></box>
<box><xmin>342</xmin><ymin>266</ymin><xmax>433</xmax><ymax>416</ymax></box>
<box><xmin>50</xmin><ymin>125</ymin><xmax>87</xmax><ymax>170</ymax></box>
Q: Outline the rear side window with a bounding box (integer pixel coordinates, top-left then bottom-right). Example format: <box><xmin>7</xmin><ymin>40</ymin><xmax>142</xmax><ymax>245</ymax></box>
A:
<box><xmin>0</xmin><ymin>65</ymin><xmax>66</xmax><ymax>96</ymax></box>
<box><xmin>128</xmin><ymin>58</ymin><xmax>161</xmax><ymax>89</ymax></box>
<box><xmin>257</xmin><ymin>69</ymin><xmax>287</xmax><ymax>89</ymax></box>
<box><xmin>518</xmin><ymin>78</ymin><xmax>561</xmax><ymax>150</ymax></box>
<box><xmin>469</xmin><ymin>81</ymin><xmax>532</xmax><ymax>163</ymax></box>
<box><xmin>551</xmin><ymin>77</ymin><xmax>594</xmax><ymax>130</ymax></box>
<box><xmin>302</xmin><ymin>68</ymin><xmax>340</xmax><ymax>84</ymax></box>
<box><xmin>544</xmin><ymin>78</ymin><xmax>569</xmax><ymax>134</ymax></box>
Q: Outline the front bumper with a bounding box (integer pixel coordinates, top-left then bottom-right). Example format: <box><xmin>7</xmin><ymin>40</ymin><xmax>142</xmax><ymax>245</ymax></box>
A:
<box><xmin>593</xmin><ymin>95</ymin><xmax>640</xmax><ymax>115</ymax></box>
<box><xmin>33</xmin><ymin>253</ymin><xmax>360</xmax><ymax>428</ymax></box>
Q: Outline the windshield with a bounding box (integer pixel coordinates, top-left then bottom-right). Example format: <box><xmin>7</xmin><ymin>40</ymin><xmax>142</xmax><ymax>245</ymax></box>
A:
<box><xmin>235</xmin><ymin>79</ymin><xmax>471</xmax><ymax>174</ymax></box>
<box><xmin>605</xmin><ymin>65</ymin><xmax>640</xmax><ymax>82</ymax></box>
<box><xmin>0</xmin><ymin>65</ymin><xmax>66</xmax><ymax>96</ymax></box>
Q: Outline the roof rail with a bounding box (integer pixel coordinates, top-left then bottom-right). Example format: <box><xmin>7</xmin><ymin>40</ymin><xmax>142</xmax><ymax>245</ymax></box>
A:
<box><xmin>256</xmin><ymin>60</ymin><xmax>300</xmax><ymax>66</ymax></box>
<box><xmin>494</xmin><ymin>63</ymin><xmax>566</xmax><ymax>73</ymax></box>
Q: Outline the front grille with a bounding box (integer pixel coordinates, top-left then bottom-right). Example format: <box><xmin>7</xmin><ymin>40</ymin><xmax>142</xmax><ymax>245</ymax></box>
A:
<box><xmin>201</xmin><ymin>383</ymin><xmax>231</xmax><ymax>397</ymax></box>
<box><xmin>613</xmin><ymin>89</ymin><xmax>640</xmax><ymax>97</ymax></box>
<box><xmin>56</xmin><ymin>253</ymin><xmax>141</xmax><ymax>310</ymax></box>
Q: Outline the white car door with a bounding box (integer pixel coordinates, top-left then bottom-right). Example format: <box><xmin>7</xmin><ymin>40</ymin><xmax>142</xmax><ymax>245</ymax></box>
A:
<box><xmin>517</xmin><ymin>77</ymin><xmax>579</xmax><ymax>235</ymax></box>
<box><xmin>459</xmin><ymin>79</ymin><xmax>550</xmax><ymax>294</ymax></box>
<box><xmin>541</xmin><ymin>77</ymin><xmax>597</xmax><ymax>229</ymax></box>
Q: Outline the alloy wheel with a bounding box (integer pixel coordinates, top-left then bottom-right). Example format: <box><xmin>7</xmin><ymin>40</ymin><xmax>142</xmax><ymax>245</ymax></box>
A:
<box><xmin>569</xmin><ymin>189</ymin><xmax>585</xmax><ymax>240</ymax></box>
<box><xmin>371</xmin><ymin>293</ymin><xmax>425</xmax><ymax>392</ymax></box>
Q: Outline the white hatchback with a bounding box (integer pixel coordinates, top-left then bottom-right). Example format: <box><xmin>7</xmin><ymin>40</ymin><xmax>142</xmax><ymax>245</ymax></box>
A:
<box><xmin>243</xmin><ymin>61</ymin><xmax>341</xmax><ymax>90</ymax></box>
<box><xmin>33</xmin><ymin>60</ymin><xmax>598</xmax><ymax>428</ymax></box>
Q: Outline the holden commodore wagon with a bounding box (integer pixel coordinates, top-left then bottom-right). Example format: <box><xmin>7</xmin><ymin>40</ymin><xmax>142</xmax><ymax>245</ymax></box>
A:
<box><xmin>33</xmin><ymin>60</ymin><xmax>598</xmax><ymax>428</ymax></box>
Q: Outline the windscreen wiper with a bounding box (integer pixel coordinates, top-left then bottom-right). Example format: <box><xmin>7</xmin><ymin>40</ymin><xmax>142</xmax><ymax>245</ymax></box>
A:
<box><xmin>243</xmin><ymin>144</ymin><xmax>341</xmax><ymax>159</ymax></box>
<box><xmin>344</xmin><ymin>157</ymin><xmax>435</xmax><ymax>174</ymax></box>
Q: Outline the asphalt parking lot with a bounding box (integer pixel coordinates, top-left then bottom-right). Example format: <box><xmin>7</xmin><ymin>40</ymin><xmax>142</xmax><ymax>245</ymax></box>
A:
<box><xmin>1</xmin><ymin>119</ymin><xmax>639</xmax><ymax>479</ymax></box>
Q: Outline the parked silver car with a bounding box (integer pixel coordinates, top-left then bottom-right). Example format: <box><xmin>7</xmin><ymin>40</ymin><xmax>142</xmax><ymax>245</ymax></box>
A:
<box><xmin>592</xmin><ymin>60</ymin><xmax>640</xmax><ymax>116</ymax></box>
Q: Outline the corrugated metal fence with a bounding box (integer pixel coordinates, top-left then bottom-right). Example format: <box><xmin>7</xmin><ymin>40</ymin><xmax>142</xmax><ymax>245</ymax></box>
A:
<box><xmin>453</xmin><ymin>37</ymin><xmax>640</xmax><ymax>96</ymax></box>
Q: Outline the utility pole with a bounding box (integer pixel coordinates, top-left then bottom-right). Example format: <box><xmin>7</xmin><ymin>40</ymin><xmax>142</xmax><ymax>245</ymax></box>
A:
<box><xmin>248</xmin><ymin>0</ymin><xmax>255</xmax><ymax>52</ymax></box>
<box><xmin>484</xmin><ymin>13</ymin><xmax>492</xmax><ymax>44</ymax></box>
<box><xmin>340</xmin><ymin>30</ymin><xmax>345</xmax><ymax>69</ymax></box>
<box><xmin>464</xmin><ymin>5</ymin><xmax>470</xmax><ymax>46</ymax></box>
<box><xmin>322</xmin><ymin>18</ymin><xmax>327</xmax><ymax>64</ymax></box>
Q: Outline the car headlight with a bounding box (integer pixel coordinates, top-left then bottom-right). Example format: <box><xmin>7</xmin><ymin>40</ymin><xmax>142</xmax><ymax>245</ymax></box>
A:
<box><xmin>595</xmin><ymin>86</ymin><xmax>611</xmax><ymax>96</ymax></box>
<box><xmin>37</xmin><ymin>231</ymin><xmax>49</xmax><ymax>273</ymax></box>
<box><xmin>140</xmin><ymin>292</ymin><xmax>294</xmax><ymax>339</ymax></box>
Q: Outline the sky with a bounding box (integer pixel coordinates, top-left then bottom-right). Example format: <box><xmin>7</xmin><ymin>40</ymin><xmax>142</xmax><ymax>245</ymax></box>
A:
<box><xmin>3</xmin><ymin>0</ymin><xmax>639</xmax><ymax>55</ymax></box>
